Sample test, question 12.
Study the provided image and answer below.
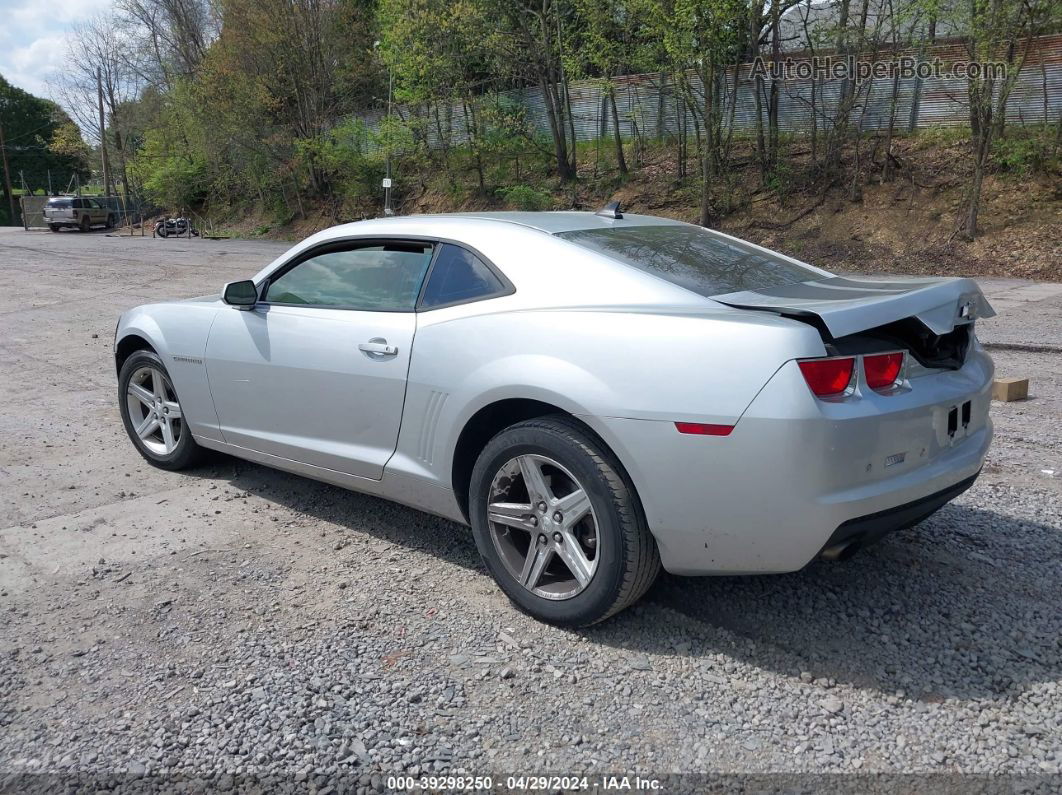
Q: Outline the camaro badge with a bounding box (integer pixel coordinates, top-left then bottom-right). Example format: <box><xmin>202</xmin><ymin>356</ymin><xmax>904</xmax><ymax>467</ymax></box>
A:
<box><xmin>885</xmin><ymin>452</ymin><xmax>906</xmax><ymax>468</ymax></box>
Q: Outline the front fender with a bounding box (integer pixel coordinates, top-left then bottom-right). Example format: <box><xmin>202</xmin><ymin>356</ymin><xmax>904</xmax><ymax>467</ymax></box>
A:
<box><xmin>116</xmin><ymin>303</ymin><xmax>223</xmax><ymax>442</ymax></box>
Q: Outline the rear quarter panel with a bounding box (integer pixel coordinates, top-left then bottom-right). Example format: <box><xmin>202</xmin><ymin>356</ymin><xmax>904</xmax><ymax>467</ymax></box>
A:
<box><xmin>391</xmin><ymin>304</ymin><xmax>827</xmax><ymax>491</ymax></box>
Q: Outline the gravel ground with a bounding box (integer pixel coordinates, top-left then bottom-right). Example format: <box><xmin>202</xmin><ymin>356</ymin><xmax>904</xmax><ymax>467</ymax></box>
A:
<box><xmin>0</xmin><ymin>228</ymin><xmax>1059</xmax><ymax>793</ymax></box>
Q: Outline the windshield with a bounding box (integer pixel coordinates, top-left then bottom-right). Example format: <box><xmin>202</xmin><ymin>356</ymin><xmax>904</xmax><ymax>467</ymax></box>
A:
<box><xmin>556</xmin><ymin>224</ymin><xmax>822</xmax><ymax>297</ymax></box>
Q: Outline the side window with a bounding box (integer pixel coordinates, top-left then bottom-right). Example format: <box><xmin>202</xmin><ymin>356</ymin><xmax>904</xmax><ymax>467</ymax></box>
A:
<box><xmin>265</xmin><ymin>242</ymin><xmax>433</xmax><ymax>311</ymax></box>
<box><xmin>419</xmin><ymin>243</ymin><xmax>507</xmax><ymax>309</ymax></box>
<box><xmin>73</xmin><ymin>199</ymin><xmax>84</xmax><ymax>209</ymax></box>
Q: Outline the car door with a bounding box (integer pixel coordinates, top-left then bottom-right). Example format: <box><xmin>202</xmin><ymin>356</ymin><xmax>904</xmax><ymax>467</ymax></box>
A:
<box><xmin>90</xmin><ymin>199</ymin><xmax>107</xmax><ymax>223</ymax></box>
<box><xmin>204</xmin><ymin>239</ymin><xmax>434</xmax><ymax>480</ymax></box>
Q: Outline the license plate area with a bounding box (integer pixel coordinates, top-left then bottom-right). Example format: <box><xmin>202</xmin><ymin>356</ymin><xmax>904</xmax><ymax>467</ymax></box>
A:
<box><xmin>940</xmin><ymin>399</ymin><xmax>973</xmax><ymax>446</ymax></box>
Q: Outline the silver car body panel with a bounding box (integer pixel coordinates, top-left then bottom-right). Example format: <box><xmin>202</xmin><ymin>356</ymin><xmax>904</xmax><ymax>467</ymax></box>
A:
<box><xmin>116</xmin><ymin>212</ymin><xmax>994</xmax><ymax>574</ymax></box>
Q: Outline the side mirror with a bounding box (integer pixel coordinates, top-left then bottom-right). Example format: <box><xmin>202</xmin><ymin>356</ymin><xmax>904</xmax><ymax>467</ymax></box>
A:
<box><xmin>222</xmin><ymin>280</ymin><xmax>258</xmax><ymax>308</ymax></box>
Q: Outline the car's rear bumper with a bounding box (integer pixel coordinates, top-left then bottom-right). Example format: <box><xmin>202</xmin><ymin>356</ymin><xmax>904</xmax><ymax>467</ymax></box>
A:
<box><xmin>582</xmin><ymin>346</ymin><xmax>993</xmax><ymax>575</ymax></box>
<box><xmin>817</xmin><ymin>470</ymin><xmax>979</xmax><ymax>560</ymax></box>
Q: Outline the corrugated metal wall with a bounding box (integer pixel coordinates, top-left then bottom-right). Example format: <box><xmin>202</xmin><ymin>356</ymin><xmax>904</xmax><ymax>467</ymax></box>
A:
<box><xmin>357</xmin><ymin>33</ymin><xmax>1061</xmax><ymax>151</ymax></box>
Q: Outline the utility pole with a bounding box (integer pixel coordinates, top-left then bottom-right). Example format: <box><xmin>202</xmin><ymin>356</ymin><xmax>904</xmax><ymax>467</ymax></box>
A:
<box><xmin>97</xmin><ymin>67</ymin><xmax>111</xmax><ymax>197</ymax></box>
<box><xmin>0</xmin><ymin>112</ymin><xmax>17</xmax><ymax>226</ymax></box>
<box><xmin>374</xmin><ymin>39</ymin><xmax>394</xmax><ymax>216</ymax></box>
<box><xmin>384</xmin><ymin>63</ymin><xmax>394</xmax><ymax>215</ymax></box>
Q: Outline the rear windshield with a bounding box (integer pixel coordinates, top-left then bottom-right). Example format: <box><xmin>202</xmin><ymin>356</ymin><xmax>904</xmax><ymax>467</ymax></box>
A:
<box><xmin>556</xmin><ymin>224</ymin><xmax>821</xmax><ymax>296</ymax></box>
<box><xmin>46</xmin><ymin>198</ymin><xmax>73</xmax><ymax>208</ymax></box>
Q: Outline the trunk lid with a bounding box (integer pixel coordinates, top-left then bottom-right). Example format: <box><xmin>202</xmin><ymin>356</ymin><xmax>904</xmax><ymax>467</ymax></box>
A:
<box><xmin>712</xmin><ymin>275</ymin><xmax>994</xmax><ymax>340</ymax></box>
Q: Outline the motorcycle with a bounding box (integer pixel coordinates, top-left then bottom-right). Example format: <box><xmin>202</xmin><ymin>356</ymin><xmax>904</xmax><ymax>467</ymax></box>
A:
<box><xmin>153</xmin><ymin>217</ymin><xmax>199</xmax><ymax>238</ymax></box>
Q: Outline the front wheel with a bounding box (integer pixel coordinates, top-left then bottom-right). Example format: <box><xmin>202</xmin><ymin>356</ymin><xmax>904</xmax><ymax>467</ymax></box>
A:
<box><xmin>118</xmin><ymin>350</ymin><xmax>204</xmax><ymax>470</ymax></box>
<box><xmin>469</xmin><ymin>416</ymin><xmax>660</xmax><ymax>627</ymax></box>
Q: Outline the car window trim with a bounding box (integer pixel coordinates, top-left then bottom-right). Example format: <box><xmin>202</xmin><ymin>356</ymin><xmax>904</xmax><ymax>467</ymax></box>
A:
<box><xmin>258</xmin><ymin>237</ymin><xmax>438</xmax><ymax>313</ymax></box>
<box><xmin>254</xmin><ymin>234</ymin><xmax>514</xmax><ymax>313</ymax></box>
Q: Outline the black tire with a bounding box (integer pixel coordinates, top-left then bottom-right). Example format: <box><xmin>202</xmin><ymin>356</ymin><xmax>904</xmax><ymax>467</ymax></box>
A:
<box><xmin>469</xmin><ymin>415</ymin><xmax>660</xmax><ymax>627</ymax></box>
<box><xmin>106</xmin><ymin>214</ymin><xmax>115</xmax><ymax>229</ymax></box>
<box><xmin>49</xmin><ymin>225</ymin><xmax>60</xmax><ymax>233</ymax></box>
<box><xmin>118</xmin><ymin>350</ymin><xmax>204</xmax><ymax>471</ymax></box>
<box><xmin>158</xmin><ymin>225</ymin><xmax>168</xmax><ymax>238</ymax></box>
<box><xmin>80</xmin><ymin>216</ymin><xmax>90</xmax><ymax>232</ymax></box>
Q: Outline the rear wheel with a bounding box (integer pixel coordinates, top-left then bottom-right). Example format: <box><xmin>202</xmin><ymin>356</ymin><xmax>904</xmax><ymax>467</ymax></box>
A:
<box><xmin>118</xmin><ymin>350</ymin><xmax>203</xmax><ymax>470</ymax></box>
<box><xmin>49</xmin><ymin>225</ymin><xmax>60</xmax><ymax>233</ymax></box>
<box><xmin>469</xmin><ymin>416</ymin><xmax>660</xmax><ymax>626</ymax></box>
<box><xmin>79</xmin><ymin>216</ymin><xmax>90</xmax><ymax>232</ymax></box>
<box><xmin>106</xmin><ymin>213</ymin><xmax>115</xmax><ymax>228</ymax></box>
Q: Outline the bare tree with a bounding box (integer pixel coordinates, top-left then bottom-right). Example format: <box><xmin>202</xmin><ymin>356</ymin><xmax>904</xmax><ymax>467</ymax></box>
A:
<box><xmin>51</xmin><ymin>18</ymin><xmax>144</xmax><ymax>197</ymax></box>
<box><xmin>117</xmin><ymin>0</ymin><xmax>219</xmax><ymax>89</ymax></box>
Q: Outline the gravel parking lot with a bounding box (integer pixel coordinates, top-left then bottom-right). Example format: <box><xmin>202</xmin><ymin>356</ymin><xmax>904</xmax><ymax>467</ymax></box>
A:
<box><xmin>1</xmin><ymin>228</ymin><xmax>1060</xmax><ymax>792</ymax></box>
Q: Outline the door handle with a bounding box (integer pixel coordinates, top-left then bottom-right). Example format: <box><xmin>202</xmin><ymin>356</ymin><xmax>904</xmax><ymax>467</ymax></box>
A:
<box><xmin>359</xmin><ymin>339</ymin><xmax>399</xmax><ymax>357</ymax></box>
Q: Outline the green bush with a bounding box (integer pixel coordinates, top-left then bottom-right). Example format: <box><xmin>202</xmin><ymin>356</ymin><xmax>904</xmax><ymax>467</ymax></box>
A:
<box><xmin>130</xmin><ymin>129</ymin><xmax>209</xmax><ymax>209</ymax></box>
<box><xmin>496</xmin><ymin>184</ymin><xmax>553</xmax><ymax>211</ymax></box>
<box><xmin>992</xmin><ymin>134</ymin><xmax>1054</xmax><ymax>175</ymax></box>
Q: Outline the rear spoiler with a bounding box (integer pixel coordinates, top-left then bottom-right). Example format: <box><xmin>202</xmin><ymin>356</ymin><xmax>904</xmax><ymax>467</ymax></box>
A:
<box><xmin>712</xmin><ymin>276</ymin><xmax>995</xmax><ymax>339</ymax></box>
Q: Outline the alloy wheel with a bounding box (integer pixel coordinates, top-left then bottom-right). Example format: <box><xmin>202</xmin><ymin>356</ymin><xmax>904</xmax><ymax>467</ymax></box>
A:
<box><xmin>486</xmin><ymin>454</ymin><xmax>599</xmax><ymax>600</ymax></box>
<box><xmin>125</xmin><ymin>365</ymin><xmax>183</xmax><ymax>456</ymax></box>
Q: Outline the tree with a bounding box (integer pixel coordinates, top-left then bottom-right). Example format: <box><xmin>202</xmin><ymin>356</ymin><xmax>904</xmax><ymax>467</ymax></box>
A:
<box><xmin>0</xmin><ymin>75</ymin><xmax>89</xmax><ymax>221</ymax></box>
<box><xmin>486</xmin><ymin>0</ymin><xmax>580</xmax><ymax>181</ymax></box>
<box><xmin>572</xmin><ymin>0</ymin><xmax>653</xmax><ymax>176</ymax></box>
<box><xmin>52</xmin><ymin>17</ymin><xmax>144</xmax><ymax>196</ymax></box>
<box><xmin>643</xmin><ymin>0</ymin><xmax>747</xmax><ymax>225</ymax></box>
<box><xmin>378</xmin><ymin>0</ymin><xmax>494</xmax><ymax>187</ymax></box>
<box><xmin>117</xmin><ymin>0</ymin><xmax>219</xmax><ymax>88</ymax></box>
<box><xmin>956</xmin><ymin>0</ymin><xmax>1050</xmax><ymax>238</ymax></box>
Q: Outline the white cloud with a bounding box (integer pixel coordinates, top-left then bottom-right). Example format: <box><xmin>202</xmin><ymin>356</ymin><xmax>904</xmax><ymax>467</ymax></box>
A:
<box><xmin>0</xmin><ymin>0</ymin><xmax>112</xmax><ymax>99</ymax></box>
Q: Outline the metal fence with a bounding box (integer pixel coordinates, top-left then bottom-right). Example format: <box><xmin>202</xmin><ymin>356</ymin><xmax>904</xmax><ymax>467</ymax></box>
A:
<box><xmin>356</xmin><ymin>33</ymin><xmax>1061</xmax><ymax>152</ymax></box>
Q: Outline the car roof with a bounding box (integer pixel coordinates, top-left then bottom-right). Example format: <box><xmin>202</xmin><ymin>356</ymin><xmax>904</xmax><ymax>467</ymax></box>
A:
<box><xmin>304</xmin><ymin>211</ymin><xmax>689</xmax><ymax>242</ymax></box>
<box><xmin>417</xmin><ymin>210</ymin><xmax>689</xmax><ymax>234</ymax></box>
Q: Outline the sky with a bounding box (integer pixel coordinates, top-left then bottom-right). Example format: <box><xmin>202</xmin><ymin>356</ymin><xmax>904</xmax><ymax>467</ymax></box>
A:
<box><xmin>0</xmin><ymin>0</ymin><xmax>111</xmax><ymax>101</ymax></box>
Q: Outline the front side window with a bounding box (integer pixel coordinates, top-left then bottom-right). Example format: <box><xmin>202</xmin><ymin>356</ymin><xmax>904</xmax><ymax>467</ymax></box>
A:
<box><xmin>556</xmin><ymin>224</ymin><xmax>820</xmax><ymax>296</ymax></box>
<box><xmin>265</xmin><ymin>242</ymin><xmax>433</xmax><ymax>310</ymax></box>
<box><xmin>419</xmin><ymin>243</ymin><xmax>506</xmax><ymax>308</ymax></box>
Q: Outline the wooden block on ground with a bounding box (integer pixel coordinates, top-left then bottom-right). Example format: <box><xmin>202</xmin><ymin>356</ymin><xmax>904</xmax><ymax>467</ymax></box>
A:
<box><xmin>992</xmin><ymin>378</ymin><xmax>1029</xmax><ymax>402</ymax></box>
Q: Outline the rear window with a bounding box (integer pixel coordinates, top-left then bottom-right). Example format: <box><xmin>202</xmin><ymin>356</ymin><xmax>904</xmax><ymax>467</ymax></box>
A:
<box><xmin>556</xmin><ymin>225</ymin><xmax>820</xmax><ymax>296</ymax></box>
<box><xmin>46</xmin><ymin>198</ymin><xmax>72</xmax><ymax>208</ymax></box>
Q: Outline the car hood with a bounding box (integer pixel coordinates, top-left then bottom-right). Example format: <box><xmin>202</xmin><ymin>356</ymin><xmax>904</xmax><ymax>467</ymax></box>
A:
<box><xmin>712</xmin><ymin>275</ymin><xmax>995</xmax><ymax>339</ymax></box>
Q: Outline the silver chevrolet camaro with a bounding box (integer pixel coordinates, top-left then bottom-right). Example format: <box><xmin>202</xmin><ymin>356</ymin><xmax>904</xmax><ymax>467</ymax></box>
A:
<box><xmin>115</xmin><ymin>209</ymin><xmax>995</xmax><ymax>626</ymax></box>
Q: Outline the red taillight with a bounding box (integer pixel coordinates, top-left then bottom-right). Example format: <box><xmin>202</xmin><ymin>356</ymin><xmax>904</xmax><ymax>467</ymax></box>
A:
<box><xmin>675</xmin><ymin>422</ymin><xmax>734</xmax><ymax>436</ymax></box>
<box><xmin>798</xmin><ymin>357</ymin><xmax>855</xmax><ymax>397</ymax></box>
<box><xmin>864</xmin><ymin>352</ymin><xmax>904</xmax><ymax>391</ymax></box>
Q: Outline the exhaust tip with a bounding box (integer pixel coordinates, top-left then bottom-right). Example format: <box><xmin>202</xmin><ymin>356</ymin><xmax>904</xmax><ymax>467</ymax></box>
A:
<box><xmin>819</xmin><ymin>540</ymin><xmax>862</xmax><ymax>562</ymax></box>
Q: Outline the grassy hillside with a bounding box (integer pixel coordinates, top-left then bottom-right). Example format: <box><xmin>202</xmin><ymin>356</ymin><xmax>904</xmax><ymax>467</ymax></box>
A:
<box><xmin>209</xmin><ymin>128</ymin><xmax>1061</xmax><ymax>281</ymax></box>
